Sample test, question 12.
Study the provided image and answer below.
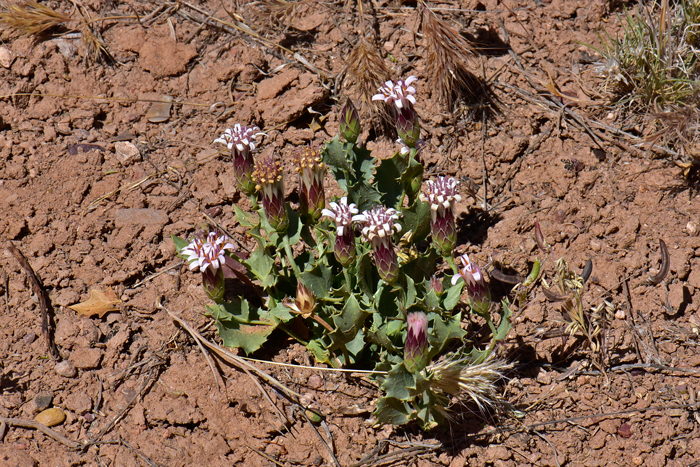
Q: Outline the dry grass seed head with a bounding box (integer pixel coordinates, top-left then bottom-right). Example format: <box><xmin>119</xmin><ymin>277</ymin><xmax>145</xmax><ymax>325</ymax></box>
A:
<box><xmin>421</xmin><ymin>5</ymin><xmax>480</xmax><ymax>108</ymax></box>
<box><xmin>0</xmin><ymin>1</ymin><xmax>72</xmax><ymax>37</ymax></box>
<box><xmin>0</xmin><ymin>1</ymin><xmax>108</xmax><ymax>62</ymax></box>
<box><xmin>254</xmin><ymin>0</ymin><xmax>304</xmax><ymax>28</ymax></box>
<box><xmin>344</xmin><ymin>36</ymin><xmax>391</xmax><ymax>120</ymax></box>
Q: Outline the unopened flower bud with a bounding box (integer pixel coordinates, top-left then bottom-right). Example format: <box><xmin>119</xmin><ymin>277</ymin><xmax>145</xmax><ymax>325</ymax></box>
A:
<box><xmin>338</xmin><ymin>99</ymin><xmax>361</xmax><ymax>144</ymax></box>
<box><xmin>430</xmin><ymin>275</ymin><xmax>443</xmax><ymax>295</ymax></box>
<box><xmin>293</xmin><ymin>282</ymin><xmax>316</xmax><ymax>319</ymax></box>
<box><xmin>252</xmin><ymin>156</ymin><xmax>289</xmax><ymax>232</ymax></box>
<box><xmin>451</xmin><ymin>254</ymin><xmax>491</xmax><ymax>316</ymax></box>
<box><xmin>404</xmin><ymin>311</ymin><xmax>429</xmax><ymax>373</ymax></box>
<box><xmin>293</xmin><ymin>146</ymin><xmax>326</xmax><ymax>222</ymax></box>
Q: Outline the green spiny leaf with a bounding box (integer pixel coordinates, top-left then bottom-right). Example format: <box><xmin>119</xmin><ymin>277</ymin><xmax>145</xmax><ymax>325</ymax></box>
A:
<box><xmin>400</xmin><ymin>198</ymin><xmax>431</xmax><ymax>243</ymax></box>
<box><xmin>301</xmin><ymin>262</ymin><xmax>333</xmax><ymax>300</ymax></box>
<box><xmin>374</xmin><ymin>397</ymin><xmax>412</xmax><ymax>426</ymax></box>
<box><xmin>245</xmin><ymin>245</ymin><xmax>276</xmax><ymax>288</ymax></box>
<box><xmin>322</xmin><ymin>136</ymin><xmax>353</xmax><ymax>172</ymax></box>
<box><xmin>381</xmin><ymin>364</ymin><xmax>416</xmax><ymax>400</ymax></box>
<box><xmin>171</xmin><ymin>234</ymin><xmax>189</xmax><ymax>255</ymax></box>
<box><xmin>444</xmin><ymin>281</ymin><xmax>463</xmax><ymax>311</ymax></box>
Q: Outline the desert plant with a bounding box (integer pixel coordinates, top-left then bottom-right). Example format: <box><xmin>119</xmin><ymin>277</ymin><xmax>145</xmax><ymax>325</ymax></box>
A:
<box><xmin>594</xmin><ymin>0</ymin><xmax>700</xmax><ymax>108</ymax></box>
<box><xmin>173</xmin><ymin>78</ymin><xmax>511</xmax><ymax>429</ymax></box>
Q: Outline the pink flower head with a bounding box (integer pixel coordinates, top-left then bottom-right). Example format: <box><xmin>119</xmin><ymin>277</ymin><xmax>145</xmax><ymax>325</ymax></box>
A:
<box><xmin>353</xmin><ymin>206</ymin><xmax>402</xmax><ymax>244</ymax></box>
<box><xmin>420</xmin><ymin>176</ymin><xmax>461</xmax><ymax>218</ymax></box>
<box><xmin>214</xmin><ymin>123</ymin><xmax>265</xmax><ymax>152</ymax></box>
<box><xmin>372</xmin><ymin>76</ymin><xmax>418</xmax><ymax>110</ymax></box>
<box><xmin>451</xmin><ymin>254</ymin><xmax>482</xmax><ymax>286</ymax></box>
<box><xmin>181</xmin><ymin>231</ymin><xmax>235</xmax><ymax>272</ymax></box>
<box><xmin>322</xmin><ymin>197</ymin><xmax>359</xmax><ymax>236</ymax></box>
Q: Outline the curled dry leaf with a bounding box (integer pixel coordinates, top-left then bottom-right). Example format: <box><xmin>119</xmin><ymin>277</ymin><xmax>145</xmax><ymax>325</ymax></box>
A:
<box><xmin>534</xmin><ymin>219</ymin><xmax>550</xmax><ymax>253</ymax></box>
<box><xmin>647</xmin><ymin>239</ymin><xmax>670</xmax><ymax>285</ymax></box>
<box><xmin>581</xmin><ymin>258</ymin><xmax>593</xmax><ymax>283</ymax></box>
<box><xmin>68</xmin><ymin>288</ymin><xmax>121</xmax><ymax>318</ymax></box>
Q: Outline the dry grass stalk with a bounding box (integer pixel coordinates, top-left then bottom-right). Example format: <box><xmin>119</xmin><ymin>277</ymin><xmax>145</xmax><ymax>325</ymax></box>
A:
<box><xmin>0</xmin><ymin>1</ymin><xmax>108</xmax><ymax>62</ymax></box>
<box><xmin>344</xmin><ymin>36</ymin><xmax>390</xmax><ymax>119</ymax></box>
<box><xmin>646</xmin><ymin>106</ymin><xmax>700</xmax><ymax>163</ymax></box>
<box><xmin>421</xmin><ymin>3</ymin><xmax>480</xmax><ymax>108</ymax></box>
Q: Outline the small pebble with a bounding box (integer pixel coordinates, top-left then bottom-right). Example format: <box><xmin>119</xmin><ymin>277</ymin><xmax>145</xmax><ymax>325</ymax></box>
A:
<box><xmin>115</xmin><ymin>141</ymin><xmax>141</xmax><ymax>165</ymax></box>
<box><xmin>55</xmin><ymin>360</ymin><xmax>78</xmax><ymax>378</ymax></box>
<box><xmin>307</xmin><ymin>374</ymin><xmax>323</xmax><ymax>389</ymax></box>
<box><xmin>22</xmin><ymin>331</ymin><xmax>37</xmax><ymax>345</ymax></box>
<box><xmin>0</xmin><ymin>46</ymin><xmax>15</xmax><ymax>68</ymax></box>
<box><xmin>618</xmin><ymin>422</ymin><xmax>632</xmax><ymax>438</ymax></box>
<box><xmin>35</xmin><ymin>408</ymin><xmax>66</xmax><ymax>427</ymax></box>
<box><xmin>34</xmin><ymin>392</ymin><xmax>53</xmax><ymax>411</ymax></box>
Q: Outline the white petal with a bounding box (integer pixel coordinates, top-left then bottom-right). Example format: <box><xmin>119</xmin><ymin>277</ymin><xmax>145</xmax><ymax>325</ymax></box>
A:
<box><xmin>451</xmin><ymin>275</ymin><xmax>462</xmax><ymax>286</ymax></box>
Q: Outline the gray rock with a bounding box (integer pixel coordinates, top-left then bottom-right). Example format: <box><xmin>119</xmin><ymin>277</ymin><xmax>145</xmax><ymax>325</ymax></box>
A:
<box><xmin>34</xmin><ymin>392</ymin><xmax>53</xmax><ymax>411</ymax></box>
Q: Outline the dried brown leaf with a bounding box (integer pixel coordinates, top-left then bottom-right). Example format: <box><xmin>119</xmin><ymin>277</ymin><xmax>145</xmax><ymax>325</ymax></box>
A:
<box><xmin>68</xmin><ymin>288</ymin><xmax>121</xmax><ymax>318</ymax></box>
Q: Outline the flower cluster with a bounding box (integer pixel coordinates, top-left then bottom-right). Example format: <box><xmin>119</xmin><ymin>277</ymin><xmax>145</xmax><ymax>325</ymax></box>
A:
<box><xmin>372</xmin><ymin>76</ymin><xmax>418</xmax><ymax>110</ymax></box>
<box><xmin>354</xmin><ymin>206</ymin><xmax>402</xmax><ymax>283</ymax></box>
<box><xmin>322</xmin><ymin>197</ymin><xmax>359</xmax><ymax>266</ymax></box>
<box><xmin>420</xmin><ymin>176</ymin><xmax>461</xmax><ymax>255</ymax></box>
<box><xmin>181</xmin><ymin>231</ymin><xmax>235</xmax><ymax>302</ymax></box>
<box><xmin>182</xmin><ymin>231</ymin><xmax>235</xmax><ymax>272</ymax></box>
<box><xmin>373</xmin><ymin>76</ymin><xmax>420</xmax><ymax>148</ymax></box>
<box><xmin>214</xmin><ymin>124</ymin><xmax>265</xmax><ymax>194</ymax></box>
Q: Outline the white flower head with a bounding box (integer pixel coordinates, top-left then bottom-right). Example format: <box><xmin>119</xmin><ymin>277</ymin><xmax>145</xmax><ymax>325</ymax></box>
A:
<box><xmin>354</xmin><ymin>205</ymin><xmax>402</xmax><ymax>243</ymax></box>
<box><xmin>419</xmin><ymin>176</ymin><xmax>461</xmax><ymax>217</ymax></box>
<box><xmin>451</xmin><ymin>254</ymin><xmax>482</xmax><ymax>286</ymax></box>
<box><xmin>321</xmin><ymin>196</ymin><xmax>359</xmax><ymax>236</ymax></box>
<box><xmin>372</xmin><ymin>76</ymin><xmax>418</xmax><ymax>110</ymax></box>
<box><xmin>181</xmin><ymin>231</ymin><xmax>235</xmax><ymax>272</ymax></box>
<box><xmin>214</xmin><ymin>123</ymin><xmax>265</xmax><ymax>152</ymax></box>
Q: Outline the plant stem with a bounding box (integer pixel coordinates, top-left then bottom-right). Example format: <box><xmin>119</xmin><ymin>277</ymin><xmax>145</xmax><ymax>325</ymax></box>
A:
<box><xmin>446</xmin><ymin>256</ymin><xmax>459</xmax><ymax>274</ymax></box>
<box><xmin>282</xmin><ymin>235</ymin><xmax>301</xmax><ymax>278</ymax></box>
<box><xmin>343</xmin><ymin>268</ymin><xmax>353</xmax><ymax>291</ymax></box>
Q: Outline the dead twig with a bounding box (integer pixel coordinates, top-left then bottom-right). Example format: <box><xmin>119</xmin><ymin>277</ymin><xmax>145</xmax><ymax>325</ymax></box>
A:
<box><xmin>5</xmin><ymin>242</ymin><xmax>59</xmax><ymax>359</ymax></box>
<box><xmin>0</xmin><ymin>417</ymin><xmax>81</xmax><ymax>449</ymax></box>
<box><xmin>300</xmin><ymin>409</ymin><xmax>340</xmax><ymax>467</ymax></box>
<box><xmin>162</xmin><ymin>302</ymin><xmax>302</xmax><ymax>400</ymax></box>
